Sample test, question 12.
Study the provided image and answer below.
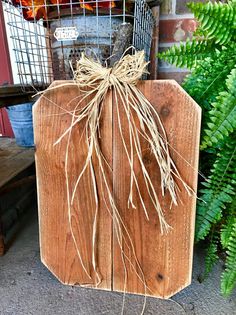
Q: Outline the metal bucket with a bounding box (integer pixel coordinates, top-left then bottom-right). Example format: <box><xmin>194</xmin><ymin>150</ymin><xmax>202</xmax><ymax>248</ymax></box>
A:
<box><xmin>50</xmin><ymin>14</ymin><xmax>124</xmax><ymax>79</ymax></box>
<box><xmin>7</xmin><ymin>103</ymin><xmax>34</xmax><ymax>147</ymax></box>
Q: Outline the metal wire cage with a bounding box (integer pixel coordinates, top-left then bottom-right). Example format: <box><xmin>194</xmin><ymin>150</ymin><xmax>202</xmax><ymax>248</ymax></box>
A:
<box><xmin>3</xmin><ymin>0</ymin><xmax>154</xmax><ymax>89</ymax></box>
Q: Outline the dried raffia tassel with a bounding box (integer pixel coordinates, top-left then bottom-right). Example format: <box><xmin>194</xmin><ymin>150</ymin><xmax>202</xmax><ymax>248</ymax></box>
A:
<box><xmin>44</xmin><ymin>50</ymin><xmax>195</xmax><ymax>310</ymax></box>
<box><xmin>68</xmin><ymin>50</ymin><xmax>193</xmax><ymax>231</ymax></box>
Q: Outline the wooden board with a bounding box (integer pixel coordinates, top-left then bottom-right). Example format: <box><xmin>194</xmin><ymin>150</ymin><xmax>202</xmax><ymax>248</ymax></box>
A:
<box><xmin>34</xmin><ymin>80</ymin><xmax>201</xmax><ymax>298</ymax></box>
<box><xmin>33</xmin><ymin>81</ymin><xmax>112</xmax><ymax>288</ymax></box>
<box><xmin>0</xmin><ymin>138</ymin><xmax>34</xmax><ymax>188</ymax></box>
<box><xmin>113</xmin><ymin>80</ymin><xmax>201</xmax><ymax>298</ymax></box>
<box><xmin>0</xmin><ymin>84</ymin><xmax>45</xmax><ymax>108</ymax></box>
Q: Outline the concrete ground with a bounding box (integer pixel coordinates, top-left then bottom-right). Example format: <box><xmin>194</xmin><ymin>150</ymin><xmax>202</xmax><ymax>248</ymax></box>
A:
<box><xmin>0</xmin><ymin>208</ymin><xmax>235</xmax><ymax>315</ymax></box>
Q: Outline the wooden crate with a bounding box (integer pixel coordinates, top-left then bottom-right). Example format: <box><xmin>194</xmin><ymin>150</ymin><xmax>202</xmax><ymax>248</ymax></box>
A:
<box><xmin>33</xmin><ymin>80</ymin><xmax>201</xmax><ymax>298</ymax></box>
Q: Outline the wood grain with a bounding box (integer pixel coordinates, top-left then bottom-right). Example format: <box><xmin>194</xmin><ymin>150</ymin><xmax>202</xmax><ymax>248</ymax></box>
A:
<box><xmin>113</xmin><ymin>80</ymin><xmax>201</xmax><ymax>298</ymax></box>
<box><xmin>0</xmin><ymin>85</ymin><xmax>46</xmax><ymax>108</ymax></box>
<box><xmin>0</xmin><ymin>138</ymin><xmax>34</xmax><ymax>188</ymax></box>
<box><xmin>149</xmin><ymin>5</ymin><xmax>160</xmax><ymax>80</ymax></box>
<box><xmin>33</xmin><ymin>81</ymin><xmax>112</xmax><ymax>289</ymax></box>
<box><xmin>34</xmin><ymin>80</ymin><xmax>201</xmax><ymax>298</ymax></box>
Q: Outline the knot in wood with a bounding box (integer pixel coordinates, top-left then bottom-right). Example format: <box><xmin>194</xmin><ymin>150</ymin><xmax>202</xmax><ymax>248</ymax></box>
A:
<box><xmin>160</xmin><ymin>106</ymin><xmax>170</xmax><ymax>117</ymax></box>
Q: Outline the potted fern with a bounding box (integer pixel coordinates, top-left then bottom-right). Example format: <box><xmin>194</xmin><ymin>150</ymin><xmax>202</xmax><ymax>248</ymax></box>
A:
<box><xmin>159</xmin><ymin>1</ymin><xmax>236</xmax><ymax>297</ymax></box>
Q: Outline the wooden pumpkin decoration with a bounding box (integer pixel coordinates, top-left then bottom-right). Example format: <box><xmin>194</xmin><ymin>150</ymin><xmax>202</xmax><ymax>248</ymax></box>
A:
<box><xmin>33</xmin><ymin>78</ymin><xmax>201</xmax><ymax>299</ymax></box>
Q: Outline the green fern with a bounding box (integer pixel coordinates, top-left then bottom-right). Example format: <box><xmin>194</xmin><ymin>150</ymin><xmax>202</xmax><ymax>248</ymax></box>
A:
<box><xmin>188</xmin><ymin>1</ymin><xmax>236</xmax><ymax>44</ymax></box>
<box><xmin>196</xmin><ymin>136</ymin><xmax>236</xmax><ymax>242</ymax></box>
<box><xmin>201</xmin><ymin>68</ymin><xmax>236</xmax><ymax>149</ymax></box>
<box><xmin>159</xmin><ymin>40</ymin><xmax>218</xmax><ymax>69</ymax></box>
<box><xmin>183</xmin><ymin>47</ymin><xmax>236</xmax><ymax>132</ymax></box>
<box><xmin>204</xmin><ymin>238</ymin><xmax>219</xmax><ymax>276</ymax></box>
<box><xmin>183</xmin><ymin>45</ymin><xmax>236</xmax><ymax>107</ymax></box>
<box><xmin>221</xmin><ymin>215</ymin><xmax>236</xmax><ymax>249</ymax></box>
<box><xmin>221</xmin><ymin>222</ymin><xmax>236</xmax><ymax>296</ymax></box>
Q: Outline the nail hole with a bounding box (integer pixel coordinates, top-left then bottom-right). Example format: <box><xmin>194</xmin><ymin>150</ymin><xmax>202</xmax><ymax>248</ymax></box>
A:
<box><xmin>156</xmin><ymin>273</ymin><xmax>164</xmax><ymax>281</ymax></box>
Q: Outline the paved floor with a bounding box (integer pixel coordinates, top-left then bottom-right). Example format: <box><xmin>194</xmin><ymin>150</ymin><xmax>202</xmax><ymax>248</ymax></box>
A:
<box><xmin>0</xmin><ymin>208</ymin><xmax>235</xmax><ymax>315</ymax></box>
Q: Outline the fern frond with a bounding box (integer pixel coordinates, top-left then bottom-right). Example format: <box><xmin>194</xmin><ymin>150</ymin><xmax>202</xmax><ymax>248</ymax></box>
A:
<box><xmin>158</xmin><ymin>40</ymin><xmax>218</xmax><ymax>69</ymax></box>
<box><xmin>195</xmin><ymin>136</ymin><xmax>236</xmax><ymax>242</ymax></box>
<box><xmin>220</xmin><ymin>215</ymin><xmax>236</xmax><ymax>249</ymax></box>
<box><xmin>183</xmin><ymin>45</ymin><xmax>236</xmax><ymax>110</ymax></box>
<box><xmin>205</xmin><ymin>238</ymin><xmax>219</xmax><ymax>276</ymax></box>
<box><xmin>201</xmin><ymin>67</ymin><xmax>236</xmax><ymax>149</ymax></box>
<box><xmin>221</xmin><ymin>222</ymin><xmax>236</xmax><ymax>296</ymax></box>
<box><xmin>188</xmin><ymin>1</ymin><xmax>236</xmax><ymax>44</ymax></box>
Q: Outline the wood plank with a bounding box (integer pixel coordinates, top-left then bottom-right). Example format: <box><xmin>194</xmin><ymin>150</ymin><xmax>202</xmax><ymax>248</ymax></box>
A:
<box><xmin>0</xmin><ymin>138</ymin><xmax>34</xmax><ymax>188</ymax></box>
<box><xmin>149</xmin><ymin>5</ymin><xmax>160</xmax><ymax>80</ymax></box>
<box><xmin>33</xmin><ymin>81</ymin><xmax>112</xmax><ymax>289</ymax></box>
<box><xmin>0</xmin><ymin>84</ymin><xmax>45</xmax><ymax>96</ymax></box>
<box><xmin>0</xmin><ymin>84</ymin><xmax>46</xmax><ymax>109</ymax></box>
<box><xmin>112</xmin><ymin>80</ymin><xmax>201</xmax><ymax>298</ymax></box>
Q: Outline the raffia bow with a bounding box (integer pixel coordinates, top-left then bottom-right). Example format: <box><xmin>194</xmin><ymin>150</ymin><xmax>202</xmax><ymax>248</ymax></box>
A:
<box><xmin>52</xmin><ymin>51</ymin><xmax>193</xmax><ymax>289</ymax></box>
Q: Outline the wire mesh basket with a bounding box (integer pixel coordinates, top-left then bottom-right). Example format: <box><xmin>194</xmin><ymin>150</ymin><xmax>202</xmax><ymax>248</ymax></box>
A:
<box><xmin>3</xmin><ymin>0</ymin><xmax>155</xmax><ymax>89</ymax></box>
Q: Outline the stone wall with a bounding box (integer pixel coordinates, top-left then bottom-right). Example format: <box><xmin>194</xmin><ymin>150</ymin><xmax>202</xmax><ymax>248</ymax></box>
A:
<box><xmin>157</xmin><ymin>0</ymin><xmax>200</xmax><ymax>82</ymax></box>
